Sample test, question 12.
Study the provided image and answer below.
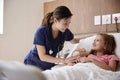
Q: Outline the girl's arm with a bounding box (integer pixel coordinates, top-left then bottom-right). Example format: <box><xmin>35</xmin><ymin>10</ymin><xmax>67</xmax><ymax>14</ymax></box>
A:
<box><xmin>75</xmin><ymin>48</ymin><xmax>89</xmax><ymax>57</ymax></box>
<box><xmin>82</xmin><ymin>57</ymin><xmax>117</xmax><ymax>71</ymax></box>
<box><xmin>90</xmin><ymin>58</ymin><xmax>117</xmax><ymax>71</ymax></box>
<box><xmin>36</xmin><ymin>45</ymin><xmax>77</xmax><ymax>64</ymax></box>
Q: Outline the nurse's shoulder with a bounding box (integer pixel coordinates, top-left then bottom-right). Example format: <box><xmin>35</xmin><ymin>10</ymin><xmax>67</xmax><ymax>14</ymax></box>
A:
<box><xmin>35</xmin><ymin>26</ymin><xmax>48</xmax><ymax>35</ymax></box>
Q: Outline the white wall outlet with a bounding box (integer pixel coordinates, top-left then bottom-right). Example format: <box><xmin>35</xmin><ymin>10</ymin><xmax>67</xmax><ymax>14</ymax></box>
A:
<box><xmin>94</xmin><ymin>15</ymin><xmax>101</xmax><ymax>25</ymax></box>
<box><xmin>102</xmin><ymin>14</ymin><xmax>111</xmax><ymax>24</ymax></box>
<box><xmin>112</xmin><ymin>13</ymin><xmax>120</xmax><ymax>23</ymax></box>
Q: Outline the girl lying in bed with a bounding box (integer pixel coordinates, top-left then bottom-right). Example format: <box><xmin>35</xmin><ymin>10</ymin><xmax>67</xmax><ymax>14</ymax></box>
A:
<box><xmin>69</xmin><ymin>33</ymin><xmax>119</xmax><ymax>71</ymax></box>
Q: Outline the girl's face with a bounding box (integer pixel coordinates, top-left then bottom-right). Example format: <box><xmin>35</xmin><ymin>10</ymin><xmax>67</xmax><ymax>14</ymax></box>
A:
<box><xmin>92</xmin><ymin>35</ymin><xmax>106</xmax><ymax>51</ymax></box>
<box><xmin>54</xmin><ymin>17</ymin><xmax>71</xmax><ymax>32</ymax></box>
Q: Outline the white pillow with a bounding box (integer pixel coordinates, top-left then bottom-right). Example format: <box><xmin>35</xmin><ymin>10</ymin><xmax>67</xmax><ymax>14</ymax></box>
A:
<box><xmin>77</xmin><ymin>36</ymin><xmax>96</xmax><ymax>52</ymax></box>
<box><xmin>66</xmin><ymin>33</ymin><xmax>120</xmax><ymax>59</ymax></box>
<box><xmin>77</xmin><ymin>33</ymin><xmax>120</xmax><ymax>58</ymax></box>
<box><xmin>66</xmin><ymin>43</ymin><xmax>79</xmax><ymax>57</ymax></box>
<box><xmin>109</xmin><ymin>33</ymin><xmax>120</xmax><ymax>58</ymax></box>
<box><xmin>64</xmin><ymin>33</ymin><xmax>120</xmax><ymax>70</ymax></box>
<box><xmin>111</xmin><ymin>33</ymin><xmax>120</xmax><ymax>71</ymax></box>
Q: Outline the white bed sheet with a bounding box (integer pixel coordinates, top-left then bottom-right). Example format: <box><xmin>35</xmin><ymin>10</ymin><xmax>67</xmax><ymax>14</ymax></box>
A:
<box><xmin>42</xmin><ymin>63</ymin><xmax>120</xmax><ymax>80</ymax></box>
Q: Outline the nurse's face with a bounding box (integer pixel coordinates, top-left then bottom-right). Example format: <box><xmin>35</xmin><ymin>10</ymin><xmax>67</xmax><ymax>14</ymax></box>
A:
<box><xmin>54</xmin><ymin>17</ymin><xmax>71</xmax><ymax>32</ymax></box>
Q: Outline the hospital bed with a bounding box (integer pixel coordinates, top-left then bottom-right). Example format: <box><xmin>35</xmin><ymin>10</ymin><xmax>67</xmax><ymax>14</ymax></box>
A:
<box><xmin>0</xmin><ymin>33</ymin><xmax>120</xmax><ymax>80</ymax></box>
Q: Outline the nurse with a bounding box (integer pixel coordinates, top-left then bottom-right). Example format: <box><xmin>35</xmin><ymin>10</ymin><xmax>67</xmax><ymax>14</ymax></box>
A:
<box><xmin>24</xmin><ymin>6</ymin><xmax>86</xmax><ymax>70</ymax></box>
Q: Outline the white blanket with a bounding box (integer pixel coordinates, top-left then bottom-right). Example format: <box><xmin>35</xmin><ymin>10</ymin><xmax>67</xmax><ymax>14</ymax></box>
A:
<box><xmin>42</xmin><ymin>63</ymin><xmax>120</xmax><ymax>80</ymax></box>
<box><xmin>0</xmin><ymin>61</ymin><xmax>46</xmax><ymax>80</ymax></box>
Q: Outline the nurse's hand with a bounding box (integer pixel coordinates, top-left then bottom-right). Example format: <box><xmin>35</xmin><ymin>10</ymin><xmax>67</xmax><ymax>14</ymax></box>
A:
<box><xmin>64</xmin><ymin>56</ymin><xmax>77</xmax><ymax>64</ymax></box>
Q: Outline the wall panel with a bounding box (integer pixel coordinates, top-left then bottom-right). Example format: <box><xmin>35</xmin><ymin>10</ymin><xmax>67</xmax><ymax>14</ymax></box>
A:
<box><xmin>44</xmin><ymin>0</ymin><xmax>120</xmax><ymax>34</ymax></box>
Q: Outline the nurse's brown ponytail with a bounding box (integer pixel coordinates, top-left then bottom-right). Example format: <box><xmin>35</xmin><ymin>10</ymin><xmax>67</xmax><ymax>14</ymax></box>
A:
<box><xmin>41</xmin><ymin>6</ymin><xmax>72</xmax><ymax>26</ymax></box>
<box><xmin>42</xmin><ymin>12</ymin><xmax>54</xmax><ymax>26</ymax></box>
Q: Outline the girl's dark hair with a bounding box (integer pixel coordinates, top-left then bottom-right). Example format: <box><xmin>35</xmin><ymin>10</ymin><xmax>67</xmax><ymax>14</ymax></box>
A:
<box><xmin>89</xmin><ymin>33</ymin><xmax>116</xmax><ymax>55</ymax></box>
<box><xmin>42</xmin><ymin>6</ymin><xmax>73</xmax><ymax>26</ymax></box>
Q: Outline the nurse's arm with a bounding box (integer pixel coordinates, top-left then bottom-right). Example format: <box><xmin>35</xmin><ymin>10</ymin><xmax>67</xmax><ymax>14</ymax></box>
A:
<box><xmin>36</xmin><ymin>45</ymin><xmax>77</xmax><ymax>64</ymax></box>
<box><xmin>70</xmin><ymin>34</ymin><xmax>94</xmax><ymax>44</ymax></box>
<box><xmin>36</xmin><ymin>45</ymin><xmax>65</xmax><ymax>63</ymax></box>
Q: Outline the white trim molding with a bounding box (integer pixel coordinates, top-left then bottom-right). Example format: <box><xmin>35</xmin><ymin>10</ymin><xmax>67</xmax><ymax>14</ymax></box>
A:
<box><xmin>0</xmin><ymin>0</ymin><xmax>4</xmax><ymax>34</ymax></box>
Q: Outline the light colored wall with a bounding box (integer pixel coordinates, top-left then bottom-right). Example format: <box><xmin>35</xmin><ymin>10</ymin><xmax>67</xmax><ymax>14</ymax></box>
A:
<box><xmin>0</xmin><ymin>0</ymin><xmax>54</xmax><ymax>62</ymax></box>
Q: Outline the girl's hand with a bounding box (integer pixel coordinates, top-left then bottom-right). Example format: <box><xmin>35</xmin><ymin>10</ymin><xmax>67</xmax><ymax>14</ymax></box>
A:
<box><xmin>80</xmin><ymin>57</ymin><xmax>87</xmax><ymax>63</ymax></box>
<box><xmin>75</xmin><ymin>48</ymin><xmax>87</xmax><ymax>57</ymax></box>
<box><xmin>76</xmin><ymin>55</ymin><xmax>81</xmax><ymax>63</ymax></box>
<box><xmin>67</xmin><ymin>62</ymin><xmax>76</xmax><ymax>66</ymax></box>
<box><xmin>64</xmin><ymin>56</ymin><xmax>77</xmax><ymax>64</ymax></box>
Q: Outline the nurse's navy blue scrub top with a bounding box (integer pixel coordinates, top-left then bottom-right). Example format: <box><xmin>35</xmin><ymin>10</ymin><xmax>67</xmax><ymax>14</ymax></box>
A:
<box><xmin>24</xmin><ymin>25</ymin><xmax>73</xmax><ymax>70</ymax></box>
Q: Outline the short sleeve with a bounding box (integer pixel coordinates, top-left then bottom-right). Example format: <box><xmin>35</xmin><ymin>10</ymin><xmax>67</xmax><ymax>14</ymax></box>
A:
<box><xmin>64</xmin><ymin>29</ymin><xmax>74</xmax><ymax>41</ymax></box>
<box><xmin>88</xmin><ymin>54</ymin><xmax>98</xmax><ymax>60</ymax></box>
<box><xmin>109</xmin><ymin>55</ymin><xmax>119</xmax><ymax>61</ymax></box>
<box><xmin>33</xmin><ymin>27</ymin><xmax>45</xmax><ymax>46</ymax></box>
